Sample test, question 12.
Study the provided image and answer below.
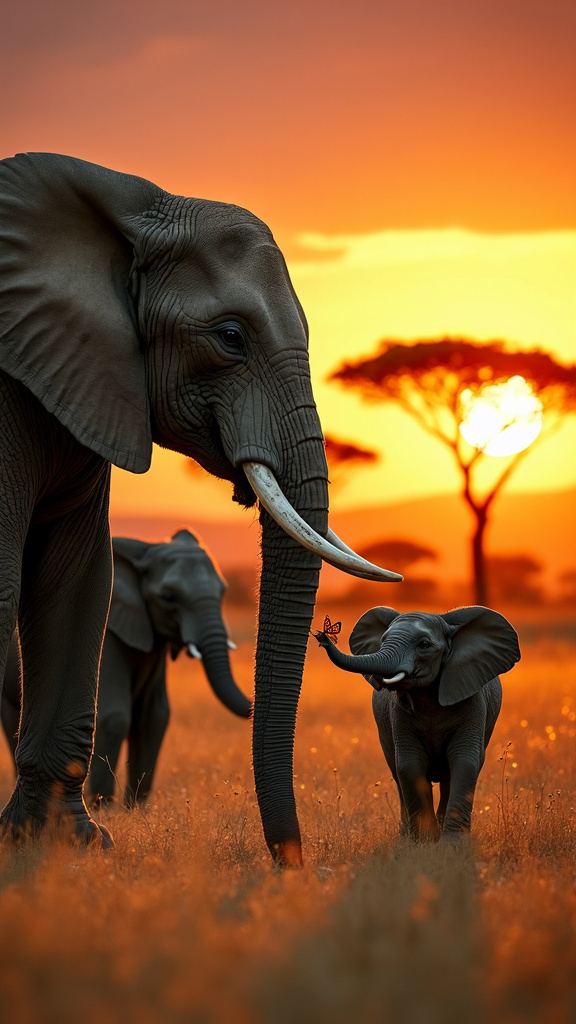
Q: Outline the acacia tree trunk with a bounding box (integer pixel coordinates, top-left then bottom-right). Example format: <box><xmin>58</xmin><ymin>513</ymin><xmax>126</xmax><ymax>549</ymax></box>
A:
<box><xmin>471</xmin><ymin>505</ymin><xmax>489</xmax><ymax>605</ymax></box>
<box><xmin>461</xmin><ymin>460</ymin><xmax>490</xmax><ymax>606</ymax></box>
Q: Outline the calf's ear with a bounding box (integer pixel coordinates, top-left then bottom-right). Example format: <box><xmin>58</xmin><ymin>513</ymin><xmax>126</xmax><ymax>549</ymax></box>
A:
<box><xmin>439</xmin><ymin>606</ymin><xmax>520</xmax><ymax>706</ymax></box>
<box><xmin>349</xmin><ymin>606</ymin><xmax>400</xmax><ymax>655</ymax></box>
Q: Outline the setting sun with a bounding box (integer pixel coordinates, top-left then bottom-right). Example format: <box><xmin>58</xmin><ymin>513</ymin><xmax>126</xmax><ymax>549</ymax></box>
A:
<box><xmin>458</xmin><ymin>375</ymin><xmax>544</xmax><ymax>457</ymax></box>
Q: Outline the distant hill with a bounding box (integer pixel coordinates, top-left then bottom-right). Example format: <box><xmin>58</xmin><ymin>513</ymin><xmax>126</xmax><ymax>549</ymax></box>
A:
<box><xmin>110</xmin><ymin>487</ymin><xmax>575</xmax><ymax>596</ymax></box>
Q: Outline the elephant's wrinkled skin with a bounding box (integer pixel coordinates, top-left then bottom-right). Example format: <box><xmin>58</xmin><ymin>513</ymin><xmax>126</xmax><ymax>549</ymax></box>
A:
<box><xmin>0</xmin><ymin>153</ymin><xmax>398</xmax><ymax>859</ymax></box>
<box><xmin>314</xmin><ymin>606</ymin><xmax>520</xmax><ymax>840</ymax></box>
<box><xmin>1</xmin><ymin>530</ymin><xmax>252</xmax><ymax>807</ymax></box>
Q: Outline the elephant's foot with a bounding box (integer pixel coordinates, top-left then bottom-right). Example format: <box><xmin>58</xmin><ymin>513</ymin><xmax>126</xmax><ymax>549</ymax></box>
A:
<box><xmin>0</xmin><ymin>769</ymin><xmax>114</xmax><ymax>849</ymax></box>
<box><xmin>399</xmin><ymin>820</ymin><xmax>441</xmax><ymax>843</ymax></box>
<box><xmin>439</xmin><ymin>827</ymin><xmax>471</xmax><ymax>846</ymax></box>
<box><xmin>269</xmin><ymin>839</ymin><xmax>303</xmax><ymax>869</ymax></box>
<box><xmin>124</xmin><ymin>787</ymin><xmax>151</xmax><ymax>810</ymax></box>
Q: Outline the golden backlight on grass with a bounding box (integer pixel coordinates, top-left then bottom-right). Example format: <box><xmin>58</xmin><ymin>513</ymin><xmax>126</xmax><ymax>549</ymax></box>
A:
<box><xmin>458</xmin><ymin>375</ymin><xmax>543</xmax><ymax>457</ymax></box>
<box><xmin>1</xmin><ymin>632</ymin><xmax>576</xmax><ymax>1022</ymax></box>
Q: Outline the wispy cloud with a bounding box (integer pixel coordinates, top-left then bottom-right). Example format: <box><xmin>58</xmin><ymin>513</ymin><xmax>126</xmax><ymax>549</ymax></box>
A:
<box><xmin>293</xmin><ymin>229</ymin><xmax>576</xmax><ymax>267</ymax></box>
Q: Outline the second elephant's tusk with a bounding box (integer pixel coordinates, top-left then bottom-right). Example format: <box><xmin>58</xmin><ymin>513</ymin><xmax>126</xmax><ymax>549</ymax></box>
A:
<box><xmin>243</xmin><ymin>462</ymin><xmax>403</xmax><ymax>583</ymax></box>
<box><xmin>227</xmin><ymin>639</ymin><xmax>237</xmax><ymax>650</ymax></box>
<box><xmin>383</xmin><ymin>672</ymin><xmax>406</xmax><ymax>684</ymax></box>
<box><xmin>188</xmin><ymin>643</ymin><xmax>202</xmax><ymax>660</ymax></box>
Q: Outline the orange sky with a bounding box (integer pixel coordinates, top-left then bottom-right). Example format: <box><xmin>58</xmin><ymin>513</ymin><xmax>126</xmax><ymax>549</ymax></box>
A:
<box><xmin>2</xmin><ymin>0</ymin><xmax>575</xmax><ymax>518</ymax></box>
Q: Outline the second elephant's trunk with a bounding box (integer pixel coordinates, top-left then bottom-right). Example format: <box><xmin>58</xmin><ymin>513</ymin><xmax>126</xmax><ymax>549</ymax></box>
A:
<box><xmin>187</xmin><ymin>609</ymin><xmax>252</xmax><ymax>718</ymax></box>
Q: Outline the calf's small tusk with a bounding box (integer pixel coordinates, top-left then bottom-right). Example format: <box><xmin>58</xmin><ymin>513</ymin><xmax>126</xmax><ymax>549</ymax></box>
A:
<box><xmin>382</xmin><ymin>672</ymin><xmax>406</xmax><ymax>685</ymax></box>
<box><xmin>243</xmin><ymin>462</ymin><xmax>402</xmax><ymax>583</ymax></box>
<box><xmin>227</xmin><ymin>639</ymin><xmax>237</xmax><ymax>651</ymax></box>
<box><xmin>188</xmin><ymin>643</ymin><xmax>202</xmax><ymax>660</ymax></box>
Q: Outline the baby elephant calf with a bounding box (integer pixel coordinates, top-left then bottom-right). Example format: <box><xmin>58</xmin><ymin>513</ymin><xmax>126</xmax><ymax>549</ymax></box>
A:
<box><xmin>314</xmin><ymin>606</ymin><xmax>520</xmax><ymax>841</ymax></box>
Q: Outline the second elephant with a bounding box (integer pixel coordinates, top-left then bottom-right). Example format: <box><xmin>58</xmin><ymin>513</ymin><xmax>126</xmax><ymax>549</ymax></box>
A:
<box><xmin>90</xmin><ymin>529</ymin><xmax>251</xmax><ymax>806</ymax></box>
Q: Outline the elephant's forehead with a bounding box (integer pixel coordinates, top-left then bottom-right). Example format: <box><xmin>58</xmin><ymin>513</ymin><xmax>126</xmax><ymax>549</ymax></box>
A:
<box><xmin>387</xmin><ymin>614</ymin><xmax>445</xmax><ymax>640</ymax></box>
<box><xmin>180</xmin><ymin>199</ymin><xmax>276</xmax><ymax>257</ymax></box>
<box><xmin>148</xmin><ymin>551</ymin><xmax>214</xmax><ymax>581</ymax></box>
<box><xmin>168</xmin><ymin>204</ymin><xmax>290</xmax><ymax>287</ymax></box>
<box><xmin>153</xmin><ymin>199</ymin><xmax>308</xmax><ymax>345</ymax></box>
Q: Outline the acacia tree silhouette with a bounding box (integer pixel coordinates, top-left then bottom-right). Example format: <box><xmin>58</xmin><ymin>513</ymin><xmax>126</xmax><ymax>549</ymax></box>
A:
<box><xmin>330</xmin><ymin>338</ymin><xmax>576</xmax><ymax>604</ymax></box>
<box><xmin>324</xmin><ymin>434</ymin><xmax>379</xmax><ymax>492</ymax></box>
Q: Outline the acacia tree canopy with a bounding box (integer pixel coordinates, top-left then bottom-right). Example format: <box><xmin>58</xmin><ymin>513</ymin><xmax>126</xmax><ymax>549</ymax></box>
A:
<box><xmin>330</xmin><ymin>337</ymin><xmax>576</xmax><ymax>603</ymax></box>
<box><xmin>324</xmin><ymin>433</ymin><xmax>379</xmax><ymax>490</ymax></box>
<box><xmin>330</xmin><ymin>338</ymin><xmax>576</xmax><ymax>450</ymax></box>
<box><xmin>325</xmin><ymin>434</ymin><xmax>379</xmax><ymax>468</ymax></box>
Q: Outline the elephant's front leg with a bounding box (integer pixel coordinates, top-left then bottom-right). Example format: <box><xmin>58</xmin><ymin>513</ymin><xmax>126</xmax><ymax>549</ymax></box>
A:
<box><xmin>440</xmin><ymin>759</ymin><xmax>480</xmax><ymax>841</ymax></box>
<box><xmin>88</xmin><ymin>632</ymin><xmax>133</xmax><ymax>805</ymax></box>
<box><xmin>125</xmin><ymin>652</ymin><xmax>170</xmax><ymax>807</ymax></box>
<box><xmin>0</xmin><ymin>476</ymin><xmax>113</xmax><ymax>847</ymax></box>
<box><xmin>396</xmin><ymin>758</ymin><xmax>440</xmax><ymax>841</ymax></box>
<box><xmin>0</xmin><ymin>633</ymin><xmax>22</xmax><ymax>761</ymax></box>
<box><xmin>393</xmin><ymin>778</ymin><xmax>411</xmax><ymax>837</ymax></box>
<box><xmin>436</xmin><ymin>778</ymin><xmax>450</xmax><ymax>830</ymax></box>
<box><xmin>441</xmin><ymin>720</ymin><xmax>486</xmax><ymax>841</ymax></box>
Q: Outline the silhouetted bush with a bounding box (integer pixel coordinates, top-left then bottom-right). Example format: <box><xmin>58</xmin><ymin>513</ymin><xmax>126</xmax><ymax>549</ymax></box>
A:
<box><xmin>487</xmin><ymin>554</ymin><xmax>544</xmax><ymax>605</ymax></box>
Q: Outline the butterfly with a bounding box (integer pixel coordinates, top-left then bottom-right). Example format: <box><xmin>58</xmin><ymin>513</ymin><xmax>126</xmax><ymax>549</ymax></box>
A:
<box><xmin>322</xmin><ymin>614</ymin><xmax>342</xmax><ymax>645</ymax></box>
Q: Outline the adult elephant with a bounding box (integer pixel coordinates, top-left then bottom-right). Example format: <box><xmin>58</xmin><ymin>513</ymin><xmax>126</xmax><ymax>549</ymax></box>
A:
<box><xmin>0</xmin><ymin>153</ymin><xmax>400</xmax><ymax>863</ymax></box>
<box><xmin>1</xmin><ymin>530</ymin><xmax>251</xmax><ymax>806</ymax></box>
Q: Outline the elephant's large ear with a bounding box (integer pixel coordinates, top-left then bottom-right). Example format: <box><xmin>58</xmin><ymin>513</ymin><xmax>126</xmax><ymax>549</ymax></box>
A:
<box><xmin>0</xmin><ymin>153</ymin><xmax>164</xmax><ymax>472</ymax></box>
<box><xmin>107</xmin><ymin>538</ymin><xmax>154</xmax><ymax>652</ymax></box>
<box><xmin>349</xmin><ymin>607</ymin><xmax>401</xmax><ymax>655</ymax></box>
<box><xmin>438</xmin><ymin>606</ymin><xmax>520</xmax><ymax>706</ymax></box>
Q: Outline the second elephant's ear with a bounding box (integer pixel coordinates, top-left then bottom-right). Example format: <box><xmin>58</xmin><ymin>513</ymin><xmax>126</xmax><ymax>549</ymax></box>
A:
<box><xmin>107</xmin><ymin>538</ymin><xmax>154</xmax><ymax>652</ymax></box>
<box><xmin>349</xmin><ymin>607</ymin><xmax>400</xmax><ymax>655</ymax></box>
<box><xmin>439</xmin><ymin>606</ymin><xmax>520</xmax><ymax>706</ymax></box>
<box><xmin>0</xmin><ymin>153</ymin><xmax>164</xmax><ymax>472</ymax></box>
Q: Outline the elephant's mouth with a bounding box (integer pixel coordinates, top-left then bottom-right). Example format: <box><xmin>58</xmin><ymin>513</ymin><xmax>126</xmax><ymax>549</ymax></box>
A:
<box><xmin>185</xmin><ymin>439</ymin><xmax>258</xmax><ymax>508</ymax></box>
<box><xmin>231</xmin><ymin>472</ymin><xmax>257</xmax><ymax>509</ymax></box>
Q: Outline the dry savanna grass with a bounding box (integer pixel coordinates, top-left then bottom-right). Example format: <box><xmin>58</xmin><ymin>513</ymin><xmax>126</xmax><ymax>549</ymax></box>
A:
<box><xmin>1</xmin><ymin>618</ymin><xmax>575</xmax><ymax>1024</ymax></box>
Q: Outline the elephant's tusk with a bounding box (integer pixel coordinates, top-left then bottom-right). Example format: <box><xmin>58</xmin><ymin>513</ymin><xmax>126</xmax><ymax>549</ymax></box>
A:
<box><xmin>326</xmin><ymin>528</ymin><xmax>364</xmax><ymax>558</ymax></box>
<box><xmin>382</xmin><ymin>672</ymin><xmax>406</xmax><ymax>684</ymax></box>
<box><xmin>227</xmin><ymin>639</ymin><xmax>237</xmax><ymax>650</ymax></box>
<box><xmin>243</xmin><ymin>462</ymin><xmax>403</xmax><ymax>583</ymax></box>
<box><xmin>188</xmin><ymin>643</ymin><xmax>202</xmax><ymax>660</ymax></box>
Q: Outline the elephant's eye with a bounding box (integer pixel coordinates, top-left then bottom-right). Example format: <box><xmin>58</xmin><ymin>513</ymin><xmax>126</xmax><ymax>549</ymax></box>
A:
<box><xmin>216</xmin><ymin>325</ymin><xmax>245</xmax><ymax>354</ymax></box>
<box><xmin>417</xmin><ymin>638</ymin><xmax>432</xmax><ymax>650</ymax></box>
<box><xmin>159</xmin><ymin>590</ymin><xmax>177</xmax><ymax>605</ymax></box>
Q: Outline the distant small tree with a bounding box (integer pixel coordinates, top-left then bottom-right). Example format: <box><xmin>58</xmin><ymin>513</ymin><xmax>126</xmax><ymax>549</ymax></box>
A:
<box><xmin>557</xmin><ymin>569</ymin><xmax>576</xmax><ymax>607</ymax></box>
<box><xmin>324</xmin><ymin>434</ymin><xmax>379</xmax><ymax>491</ymax></box>
<box><xmin>357</xmin><ymin>539</ymin><xmax>437</xmax><ymax>574</ymax></box>
<box><xmin>341</xmin><ymin>537</ymin><xmax>439</xmax><ymax>606</ymax></box>
<box><xmin>330</xmin><ymin>338</ymin><xmax>576</xmax><ymax>603</ymax></box>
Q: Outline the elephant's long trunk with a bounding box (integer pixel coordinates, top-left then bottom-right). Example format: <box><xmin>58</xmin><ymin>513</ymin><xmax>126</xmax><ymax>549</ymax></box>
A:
<box><xmin>252</xmin><ymin>427</ymin><xmax>328</xmax><ymax>866</ymax></box>
<box><xmin>188</xmin><ymin>610</ymin><xmax>252</xmax><ymax>718</ymax></box>
<box><xmin>317</xmin><ymin>636</ymin><xmax>402</xmax><ymax>681</ymax></box>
